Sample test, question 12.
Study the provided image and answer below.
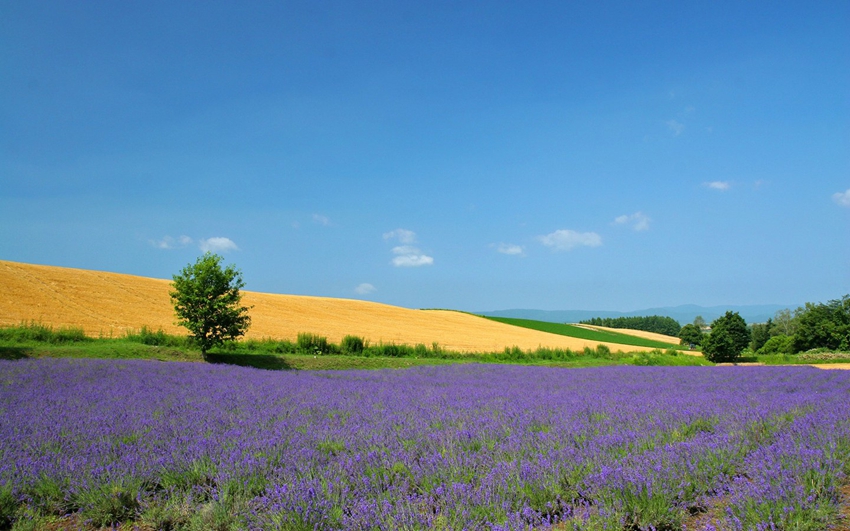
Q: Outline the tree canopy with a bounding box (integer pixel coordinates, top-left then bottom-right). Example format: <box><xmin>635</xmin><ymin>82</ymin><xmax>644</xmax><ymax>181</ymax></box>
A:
<box><xmin>170</xmin><ymin>253</ymin><xmax>252</xmax><ymax>355</ymax></box>
<box><xmin>702</xmin><ymin>311</ymin><xmax>750</xmax><ymax>363</ymax></box>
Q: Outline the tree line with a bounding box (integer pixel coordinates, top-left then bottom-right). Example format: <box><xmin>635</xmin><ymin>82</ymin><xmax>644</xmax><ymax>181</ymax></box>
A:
<box><xmin>678</xmin><ymin>295</ymin><xmax>850</xmax><ymax>362</ymax></box>
<box><xmin>579</xmin><ymin>315</ymin><xmax>682</xmax><ymax>336</ymax></box>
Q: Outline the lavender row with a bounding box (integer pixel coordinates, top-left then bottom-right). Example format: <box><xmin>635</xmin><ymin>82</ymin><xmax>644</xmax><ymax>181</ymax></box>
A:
<box><xmin>1</xmin><ymin>359</ymin><xmax>848</xmax><ymax>530</ymax></box>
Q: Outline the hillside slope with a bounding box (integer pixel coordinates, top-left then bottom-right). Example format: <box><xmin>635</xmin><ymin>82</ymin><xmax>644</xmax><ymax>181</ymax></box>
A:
<box><xmin>0</xmin><ymin>260</ymin><xmax>649</xmax><ymax>353</ymax></box>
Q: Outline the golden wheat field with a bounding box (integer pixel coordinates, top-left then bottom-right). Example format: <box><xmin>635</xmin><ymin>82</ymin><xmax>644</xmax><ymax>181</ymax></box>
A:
<box><xmin>0</xmin><ymin>260</ymin><xmax>650</xmax><ymax>353</ymax></box>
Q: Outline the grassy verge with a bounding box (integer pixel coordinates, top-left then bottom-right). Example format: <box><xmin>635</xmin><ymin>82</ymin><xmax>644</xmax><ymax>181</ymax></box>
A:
<box><xmin>0</xmin><ymin>323</ymin><xmax>713</xmax><ymax>370</ymax></box>
<box><xmin>482</xmin><ymin>316</ymin><xmax>686</xmax><ymax>350</ymax></box>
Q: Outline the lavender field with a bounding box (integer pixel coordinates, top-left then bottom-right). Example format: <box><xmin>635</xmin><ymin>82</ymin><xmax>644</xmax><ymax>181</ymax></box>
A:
<box><xmin>1</xmin><ymin>359</ymin><xmax>849</xmax><ymax>530</ymax></box>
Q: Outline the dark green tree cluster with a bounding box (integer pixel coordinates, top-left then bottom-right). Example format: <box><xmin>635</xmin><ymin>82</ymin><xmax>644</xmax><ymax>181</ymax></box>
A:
<box><xmin>170</xmin><ymin>253</ymin><xmax>252</xmax><ymax>355</ymax></box>
<box><xmin>791</xmin><ymin>296</ymin><xmax>850</xmax><ymax>352</ymax></box>
<box><xmin>748</xmin><ymin>296</ymin><xmax>849</xmax><ymax>355</ymax></box>
<box><xmin>579</xmin><ymin>315</ymin><xmax>682</xmax><ymax>336</ymax></box>
<box><xmin>702</xmin><ymin>311</ymin><xmax>751</xmax><ymax>363</ymax></box>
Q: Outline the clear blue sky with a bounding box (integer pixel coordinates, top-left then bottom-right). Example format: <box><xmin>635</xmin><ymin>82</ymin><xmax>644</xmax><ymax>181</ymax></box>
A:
<box><xmin>2</xmin><ymin>1</ymin><xmax>848</xmax><ymax>312</ymax></box>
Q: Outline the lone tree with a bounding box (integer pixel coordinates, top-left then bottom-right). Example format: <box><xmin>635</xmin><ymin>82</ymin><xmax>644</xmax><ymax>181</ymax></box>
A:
<box><xmin>678</xmin><ymin>323</ymin><xmax>703</xmax><ymax>348</ymax></box>
<box><xmin>702</xmin><ymin>311</ymin><xmax>750</xmax><ymax>363</ymax></box>
<box><xmin>170</xmin><ymin>253</ymin><xmax>252</xmax><ymax>355</ymax></box>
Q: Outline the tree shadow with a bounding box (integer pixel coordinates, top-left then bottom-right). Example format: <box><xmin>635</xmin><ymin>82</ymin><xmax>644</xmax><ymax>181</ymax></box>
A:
<box><xmin>204</xmin><ymin>353</ymin><xmax>293</xmax><ymax>371</ymax></box>
<box><xmin>0</xmin><ymin>346</ymin><xmax>31</xmax><ymax>360</ymax></box>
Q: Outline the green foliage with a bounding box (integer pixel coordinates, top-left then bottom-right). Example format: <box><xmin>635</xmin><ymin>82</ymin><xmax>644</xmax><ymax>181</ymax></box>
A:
<box><xmin>0</xmin><ymin>322</ymin><xmax>90</xmax><ymax>344</ymax></box>
<box><xmin>771</xmin><ymin>308</ymin><xmax>801</xmax><ymax>336</ymax></box>
<box><xmin>124</xmin><ymin>326</ymin><xmax>190</xmax><ymax>347</ymax></box>
<box><xmin>702</xmin><ymin>311</ymin><xmax>750</xmax><ymax>363</ymax></box>
<box><xmin>758</xmin><ymin>334</ymin><xmax>794</xmax><ymax>356</ymax></box>
<box><xmin>579</xmin><ymin>315</ymin><xmax>682</xmax><ymax>336</ymax></box>
<box><xmin>750</xmin><ymin>319</ymin><xmax>773</xmax><ymax>352</ymax></box>
<box><xmin>678</xmin><ymin>323</ymin><xmax>703</xmax><ymax>347</ymax></box>
<box><xmin>170</xmin><ymin>253</ymin><xmax>252</xmax><ymax>355</ymax></box>
<box><xmin>296</xmin><ymin>333</ymin><xmax>333</xmax><ymax>355</ymax></box>
<box><xmin>340</xmin><ymin>335</ymin><xmax>365</xmax><ymax>354</ymax></box>
<box><xmin>791</xmin><ymin>295</ymin><xmax>850</xmax><ymax>353</ymax></box>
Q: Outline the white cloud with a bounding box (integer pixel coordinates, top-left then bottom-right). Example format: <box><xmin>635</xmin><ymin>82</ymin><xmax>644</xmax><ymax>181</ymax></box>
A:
<box><xmin>495</xmin><ymin>243</ymin><xmax>524</xmax><ymax>256</ymax></box>
<box><xmin>613</xmin><ymin>212</ymin><xmax>650</xmax><ymax>231</ymax></box>
<box><xmin>384</xmin><ymin>229</ymin><xmax>433</xmax><ymax>266</ymax></box>
<box><xmin>666</xmin><ymin>119</ymin><xmax>685</xmax><ymax>136</ymax></box>
<box><xmin>704</xmin><ymin>181</ymin><xmax>730</xmax><ymax>191</ymax></box>
<box><xmin>383</xmin><ymin>228</ymin><xmax>417</xmax><ymax>244</ymax></box>
<box><xmin>832</xmin><ymin>188</ymin><xmax>850</xmax><ymax>207</ymax></box>
<box><xmin>198</xmin><ymin>237</ymin><xmax>239</xmax><ymax>253</ymax></box>
<box><xmin>391</xmin><ymin>245</ymin><xmax>433</xmax><ymax>267</ymax></box>
<box><xmin>312</xmin><ymin>214</ymin><xmax>331</xmax><ymax>226</ymax></box>
<box><xmin>151</xmin><ymin>235</ymin><xmax>193</xmax><ymax>249</ymax></box>
<box><xmin>354</xmin><ymin>283</ymin><xmax>376</xmax><ymax>295</ymax></box>
<box><xmin>537</xmin><ymin>229</ymin><xmax>602</xmax><ymax>251</ymax></box>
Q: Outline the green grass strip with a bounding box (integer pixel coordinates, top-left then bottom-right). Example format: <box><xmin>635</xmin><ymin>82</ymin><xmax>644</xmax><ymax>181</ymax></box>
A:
<box><xmin>482</xmin><ymin>316</ymin><xmax>685</xmax><ymax>350</ymax></box>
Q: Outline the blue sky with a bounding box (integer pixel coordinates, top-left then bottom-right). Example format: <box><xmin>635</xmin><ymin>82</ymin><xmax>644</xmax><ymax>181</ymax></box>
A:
<box><xmin>2</xmin><ymin>1</ymin><xmax>848</xmax><ymax>312</ymax></box>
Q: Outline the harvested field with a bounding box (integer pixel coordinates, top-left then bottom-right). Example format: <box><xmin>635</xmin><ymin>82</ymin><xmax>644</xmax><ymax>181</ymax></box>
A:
<box><xmin>0</xmin><ymin>260</ymin><xmax>644</xmax><ymax>353</ymax></box>
<box><xmin>574</xmin><ymin>323</ymin><xmax>682</xmax><ymax>344</ymax></box>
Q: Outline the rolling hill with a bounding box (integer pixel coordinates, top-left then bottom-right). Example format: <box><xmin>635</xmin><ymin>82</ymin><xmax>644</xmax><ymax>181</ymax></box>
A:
<box><xmin>0</xmin><ymin>260</ymin><xmax>654</xmax><ymax>354</ymax></box>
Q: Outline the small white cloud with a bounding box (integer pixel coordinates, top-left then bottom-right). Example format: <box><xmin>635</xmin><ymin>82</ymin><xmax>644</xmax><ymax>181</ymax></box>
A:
<box><xmin>198</xmin><ymin>237</ymin><xmax>239</xmax><ymax>253</ymax></box>
<box><xmin>832</xmin><ymin>188</ymin><xmax>850</xmax><ymax>207</ymax></box>
<box><xmin>666</xmin><ymin>119</ymin><xmax>685</xmax><ymax>136</ymax></box>
<box><xmin>613</xmin><ymin>212</ymin><xmax>650</xmax><ymax>232</ymax></box>
<box><xmin>391</xmin><ymin>245</ymin><xmax>433</xmax><ymax>267</ymax></box>
<box><xmin>354</xmin><ymin>283</ymin><xmax>376</xmax><ymax>295</ymax></box>
<box><xmin>537</xmin><ymin>229</ymin><xmax>602</xmax><ymax>251</ymax></box>
<box><xmin>705</xmin><ymin>181</ymin><xmax>730</xmax><ymax>191</ymax></box>
<box><xmin>383</xmin><ymin>228</ymin><xmax>417</xmax><ymax>244</ymax></box>
<box><xmin>151</xmin><ymin>235</ymin><xmax>193</xmax><ymax>249</ymax></box>
<box><xmin>384</xmin><ymin>229</ymin><xmax>433</xmax><ymax>266</ymax></box>
<box><xmin>312</xmin><ymin>214</ymin><xmax>331</xmax><ymax>226</ymax></box>
<box><xmin>495</xmin><ymin>243</ymin><xmax>524</xmax><ymax>256</ymax></box>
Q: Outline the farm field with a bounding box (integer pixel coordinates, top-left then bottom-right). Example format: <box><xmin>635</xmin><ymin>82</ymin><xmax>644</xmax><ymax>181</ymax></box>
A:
<box><xmin>1</xmin><ymin>359</ymin><xmax>848</xmax><ymax>530</ymax></box>
<box><xmin>483</xmin><ymin>316</ymin><xmax>686</xmax><ymax>351</ymax></box>
<box><xmin>572</xmin><ymin>324</ymin><xmax>682</xmax><ymax>344</ymax></box>
<box><xmin>0</xmin><ymin>260</ymin><xmax>645</xmax><ymax>354</ymax></box>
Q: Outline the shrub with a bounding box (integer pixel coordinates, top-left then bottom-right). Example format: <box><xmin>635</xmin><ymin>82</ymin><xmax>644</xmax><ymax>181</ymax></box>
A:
<box><xmin>0</xmin><ymin>322</ymin><xmax>90</xmax><ymax>344</ymax></box>
<box><xmin>340</xmin><ymin>335</ymin><xmax>365</xmax><ymax>354</ymax></box>
<box><xmin>296</xmin><ymin>333</ymin><xmax>332</xmax><ymax>355</ymax></box>
<box><xmin>758</xmin><ymin>335</ymin><xmax>794</xmax><ymax>356</ymax></box>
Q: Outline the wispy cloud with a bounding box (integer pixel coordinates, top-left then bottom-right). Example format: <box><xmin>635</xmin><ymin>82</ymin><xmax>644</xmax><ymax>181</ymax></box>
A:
<box><xmin>312</xmin><ymin>214</ymin><xmax>331</xmax><ymax>226</ymax></box>
<box><xmin>666</xmin><ymin>119</ymin><xmax>685</xmax><ymax>136</ymax></box>
<box><xmin>383</xmin><ymin>228</ymin><xmax>417</xmax><ymax>244</ymax></box>
<box><xmin>199</xmin><ymin>237</ymin><xmax>239</xmax><ymax>253</ymax></box>
<box><xmin>151</xmin><ymin>235</ymin><xmax>193</xmax><ymax>249</ymax></box>
<box><xmin>833</xmin><ymin>188</ymin><xmax>850</xmax><ymax>207</ymax></box>
<box><xmin>384</xmin><ymin>229</ymin><xmax>433</xmax><ymax>267</ymax></box>
<box><xmin>704</xmin><ymin>181</ymin><xmax>730</xmax><ymax>191</ymax></box>
<box><xmin>494</xmin><ymin>243</ymin><xmax>524</xmax><ymax>256</ymax></box>
<box><xmin>537</xmin><ymin>229</ymin><xmax>602</xmax><ymax>251</ymax></box>
<box><xmin>354</xmin><ymin>283</ymin><xmax>376</xmax><ymax>295</ymax></box>
<box><xmin>613</xmin><ymin>212</ymin><xmax>650</xmax><ymax>231</ymax></box>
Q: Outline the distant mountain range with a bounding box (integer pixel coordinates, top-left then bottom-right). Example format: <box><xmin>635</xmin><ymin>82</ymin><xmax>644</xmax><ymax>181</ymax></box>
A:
<box><xmin>475</xmin><ymin>304</ymin><xmax>797</xmax><ymax>326</ymax></box>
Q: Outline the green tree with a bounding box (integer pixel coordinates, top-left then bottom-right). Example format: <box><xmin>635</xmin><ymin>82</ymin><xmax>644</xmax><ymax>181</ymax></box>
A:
<box><xmin>702</xmin><ymin>311</ymin><xmax>750</xmax><ymax>363</ymax></box>
<box><xmin>791</xmin><ymin>295</ymin><xmax>850</xmax><ymax>352</ymax></box>
<box><xmin>693</xmin><ymin>315</ymin><xmax>707</xmax><ymax>329</ymax></box>
<box><xmin>771</xmin><ymin>308</ymin><xmax>800</xmax><ymax>336</ymax></box>
<box><xmin>678</xmin><ymin>323</ymin><xmax>703</xmax><ymax>348</ymax></box>
<box><xmin>170</xmin><ymin>253</ymin><xmax>252</xmax><ymax>355</ymax></box>
<box><xmin>749</xmin><ymin>318</ymin><xmax>773</xmax><ymax>352</ymax></box>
